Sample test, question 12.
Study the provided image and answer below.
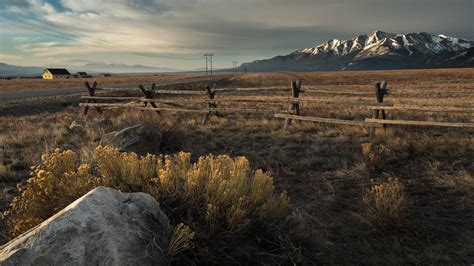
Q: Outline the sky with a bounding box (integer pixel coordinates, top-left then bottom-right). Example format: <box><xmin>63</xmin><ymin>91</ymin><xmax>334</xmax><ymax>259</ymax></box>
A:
<box><xmin>0</xmin><ymin>0</ymin><xmax>473</xmax><ymax>70</ymax></box>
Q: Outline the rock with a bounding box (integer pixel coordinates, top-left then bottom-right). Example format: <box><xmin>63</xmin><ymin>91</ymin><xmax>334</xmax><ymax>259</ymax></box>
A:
<box><xmin>2</xmin><ymin>187</ymin><xmax>17</xmax><ymax>196</ymax></box>
<box><xmin>0</xmin><ymin>187</ymin><xmax>171</xmax><ymax>266</ymax></box>
<box><xmin>2</xmin><ymin>187</ymin><xmax>18</xmax><ymax>201</ymax></box>
<box><xmin>0</xmin><ymin>187</ymin><xmax>17</xmax><ymax>212</ymax></box>
<box><xmin>100</xmin><ymin>124</ymin><xmax>162</xmax><ymax>155</ymax></box>
<box><xmin>69</xmin><ymin>121</ymin><xmax>86</xmax><ymax>136</ymax></box>
<box><xmin>90</xmin><ymin>118</ymin><xmax>114</xmax><ymax>131</ymax></box>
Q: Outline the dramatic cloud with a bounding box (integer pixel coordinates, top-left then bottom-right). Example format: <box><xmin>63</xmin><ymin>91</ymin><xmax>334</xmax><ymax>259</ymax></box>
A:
<box><xmin>0</xmin><ymin>0</ymin><xmax>472</xmax><ymax>69</ymax></box>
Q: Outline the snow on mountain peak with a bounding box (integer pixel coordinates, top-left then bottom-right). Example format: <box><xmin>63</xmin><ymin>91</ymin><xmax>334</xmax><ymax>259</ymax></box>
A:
<box><xmin>366</xmin><ymin>31</ymin><xmax>396</xmax><ymax>45</ymax></box>
<box><xmin>298</xmin><ymin>31</ymin><xmax>473</xmax><ymax>58</ymax></box>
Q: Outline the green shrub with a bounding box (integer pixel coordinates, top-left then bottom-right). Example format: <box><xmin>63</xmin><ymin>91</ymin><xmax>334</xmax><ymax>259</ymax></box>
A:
<box><xmin>5</xmin><ymin>146</ymin><xmax>300</xmax><ymax>264</ymax></box>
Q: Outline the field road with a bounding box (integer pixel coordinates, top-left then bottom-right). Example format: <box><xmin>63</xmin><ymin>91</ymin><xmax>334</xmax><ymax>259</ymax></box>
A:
<box><xmin>0</xmin><ymin>75</ymin><xmax>227</xmax><ymax>102</ymax></box>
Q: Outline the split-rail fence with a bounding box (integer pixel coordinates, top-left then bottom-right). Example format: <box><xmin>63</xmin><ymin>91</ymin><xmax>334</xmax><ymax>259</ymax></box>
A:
<box><xmin>79</xmin><ymin>80</ymin><xmax>474</xmax><ymax>136</ymax></box>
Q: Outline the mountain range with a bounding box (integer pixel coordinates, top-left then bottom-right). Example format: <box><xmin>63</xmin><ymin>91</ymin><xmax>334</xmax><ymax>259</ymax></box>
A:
<box><xmin>241</xmin><ymin>31</ymin><xmax>474</xmax><ymax>71</ymax></box>
<box><xmin>78</xmin><ymin>63</ymin><xmax>179</xmax><ymax>74</ymax></box>
<box><xmin>0</xmin><ymin>62</ymin><xmax>180</xmax><ymax>76</ymax></box>
<box><xmin>0</xmin><ymin>63</ymin><xmax>44</xmax><ymax>76</ymax></box>
<box><xmin>2</xmin><ymin>31</ymin><xmax>473</xmax><ymax>75</ymax></box>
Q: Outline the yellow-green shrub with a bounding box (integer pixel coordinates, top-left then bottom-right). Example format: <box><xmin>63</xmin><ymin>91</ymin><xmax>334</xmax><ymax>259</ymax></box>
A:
<box><xmin>5</xmin><ymin>146</ymin><xmax>294</xmax><ymax>264</ymax></box>
<box><xmin>92</xmin><ymin>146</ymin><xmax>291</xmax><ymax>234</ymax></box>
<box><xmin>5</xmin><ymin>149</ymin><xmax>97</xmax><ymax>237</ymax></box>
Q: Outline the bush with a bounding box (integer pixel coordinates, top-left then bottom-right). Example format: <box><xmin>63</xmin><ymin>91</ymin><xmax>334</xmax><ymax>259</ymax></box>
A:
<box><xmin>362</xmin><ymin>177</ymin><xmax>409</xmax><ymax>228</ymax></box>
<box><xmin>4</xmin><ymin>146</ymin><xmax>300</xmax><ymax>264</ymax></box>
<box><xmin>5</xmin><ymin>149</ymin><xmax>97</xmax><ymax>236</ymax></box>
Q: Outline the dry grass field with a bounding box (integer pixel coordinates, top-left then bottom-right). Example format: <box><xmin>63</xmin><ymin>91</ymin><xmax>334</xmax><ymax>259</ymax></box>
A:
<box><xmin>0</xmin><ymin>73</ymin><xmax>201</xmax><ymax>92</ymax></box>
<box><xmin>1</xmin><ymin>68</ymin><xmax>473</xmax><ymax>264</ymax></box>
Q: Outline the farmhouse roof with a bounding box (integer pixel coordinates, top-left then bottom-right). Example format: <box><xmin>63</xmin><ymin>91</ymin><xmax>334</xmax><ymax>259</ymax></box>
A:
<box><xmin>45</xmin><ymin>68</ymin><xmax>71</xmax><ymax>75</ymax></box>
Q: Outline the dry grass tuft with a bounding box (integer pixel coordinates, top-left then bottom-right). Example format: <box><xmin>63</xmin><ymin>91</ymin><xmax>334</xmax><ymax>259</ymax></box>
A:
<box><xmin>362</xmin><ymin>177</ymin><xmax>409</xmax><ymax>228</ymax></box>
<box><xmin>355</xmin><ymin>143</ymin><xmax>397</xmax><ymax>178</ymax></box>
<box><xmin>167</xmin><ymin>223</ymin><xmax>195</xmax><ymax>258</ymax></box>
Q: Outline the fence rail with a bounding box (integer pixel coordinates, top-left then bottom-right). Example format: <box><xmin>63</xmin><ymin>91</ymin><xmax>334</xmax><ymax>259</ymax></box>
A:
<box><xmin>275</xmin><ymin>114</ymin><xmax>382</xmax><ymax>127</ymax></box>
<box><xmin>365</xmin><ymin>118</ymin><xmax>474</xmax><ymax>128</ymax></box>
<box><xmin>79</xmin><ymin>80</ymin><xmax>473</xmax><ymax>136</ymax></box>
<box><xmin>369</xmin><ymin>105</ymin><xmax>474</xmax><ymax>113</ymax></box>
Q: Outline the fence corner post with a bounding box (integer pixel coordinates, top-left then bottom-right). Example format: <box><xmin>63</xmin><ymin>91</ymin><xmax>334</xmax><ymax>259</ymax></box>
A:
<box><xmin>139</xmin><ymin>84</ymin><xmax>160</xmax><ymax>114</ymax></box>
<box><xmin>202</xmin><ymin>84</ymin><xmax>217</xmax><ymax>125</ymax></box>
<box><xmin>380</xmin><ymin>81</ymin><xmax>388</xmax><ymax>130</ymax></box>
<box><xmin>368</xmin><ymin>81</ymin><xmax>389</xmax><ymax>137</ymax></box>
<box><xmin>84</xmin><ymin>81</ymin><xmax>101</xmax><ymax>115</ymax></box>
<box><xmin>283</xmin><ymin>80</ymin><xmax>301</xmax><ymax>129</ymax></box>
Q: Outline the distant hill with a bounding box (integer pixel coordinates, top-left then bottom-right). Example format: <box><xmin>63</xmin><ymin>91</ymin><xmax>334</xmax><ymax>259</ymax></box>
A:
<box><xmin>0</xmin><ymin>62</ymin><xmax>181</xmax><ymax>76</ymax></box>
<box><xmin>0</xmin><ymin>63</ymin><xmax>43</xmax><ymax>76</ymax></box>
<box><xmin>76</xmin><ymin>63</ymin><xmax>181</xmax><ymax>73</ymax></box>
<box><xmin>241</xmin><ymin>31</ymin><xmax>474</xmax><ymax>71</ymax></box>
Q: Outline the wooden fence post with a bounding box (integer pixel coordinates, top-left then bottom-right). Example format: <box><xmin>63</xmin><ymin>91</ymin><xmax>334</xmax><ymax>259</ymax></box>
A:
<box><xmin>369</xmin><ymin>81</ymin><xmax>388</xmax><ymax>137</ymax></box>
<box><xmin>139</xmin><ymin>83</ymin><xmax>160</xmax><ymax>114</ymax></box>
<box><xmin>202</xmin><ymin>84</ymin><xmax>217</xmax><ymax>125</ymax></box>
<box><xmin>84</xmin><ymin>81</ymin><xmax>102</xmax><ymax>115</ymax></box>
<box><xmin>283</xmin><ymin>80</ymin><xmax>302</xmax><ymax>128</ymax></box>
<box><xmin>379</xmin><ymin>81</ymin><xmax>388</xmax><ymax>129</ymax></box>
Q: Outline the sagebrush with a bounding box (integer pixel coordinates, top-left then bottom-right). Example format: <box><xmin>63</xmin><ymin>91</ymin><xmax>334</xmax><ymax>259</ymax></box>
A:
<box><xmin>5</xmin><ymin>146</ymin><xmax>302</xmax><ymax>264</ymax></box>
<box><xmin>362</xmin><ymin>177</ymin><xmax>409</xmax><ymax>227</ymax></box>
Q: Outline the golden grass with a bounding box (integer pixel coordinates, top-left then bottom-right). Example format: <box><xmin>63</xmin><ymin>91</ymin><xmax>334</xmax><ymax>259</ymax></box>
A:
<box><xmin>0</xmin><ymin>73</ymin><xmax>200</xmax><ymax>92</ymax></box>
<box><xmin>167</xmin><ymin>223</ymin><xmax>195</xmax><ymax>257</ymax></box>
<box><xmin>362</xmin><ymin>177</ymin><xmax>409</xmax><ymax>227</ymax></box>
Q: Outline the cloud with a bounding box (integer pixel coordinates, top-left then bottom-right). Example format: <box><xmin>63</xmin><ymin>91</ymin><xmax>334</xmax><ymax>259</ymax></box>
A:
<box><xmin>0</xmin><ymin>0</ymin><xmax>472</xmax><ymax>68</ymax></box>
<box><xmin>0</xmin><ymin>53</ymin><xmax>22</xmax><ymax>60</ymax></box>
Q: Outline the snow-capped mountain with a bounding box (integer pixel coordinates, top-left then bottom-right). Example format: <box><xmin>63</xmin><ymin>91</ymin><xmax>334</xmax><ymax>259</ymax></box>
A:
<box><xmin>298</xmin><ymin>31</ymin><xmax>471</xmax><ymax>57</ymax></box>
<box><xmin>242</xmin><ymin>31</ymin><xmax>474</xmax><ymax>71</ymax></box>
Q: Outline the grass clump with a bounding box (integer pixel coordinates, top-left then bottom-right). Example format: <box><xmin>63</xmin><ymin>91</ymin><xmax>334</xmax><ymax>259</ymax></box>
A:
<box><xmin>167</xmin><ymin>223</ymin><xmax>195</xmax><ymax>258</ymax></box>
<box><xmin>4</xmin><ymin>146</ymin><xmax>303</xmax><ymax>264</ymax></box>
<box><xmin>362</xmin><ymin>177</ymin><xmax>409</xmax><ymax>228</ymax></box>
<box><xmin>354</xmin><ymin>143</ymin><xmax>398</xmax><ymax>178</ymax></box>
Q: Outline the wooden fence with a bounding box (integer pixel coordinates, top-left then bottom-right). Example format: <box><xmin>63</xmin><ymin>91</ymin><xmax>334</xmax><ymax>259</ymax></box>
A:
<box><xmin>79</xmin><ymin>80</ymin><xmax>474</xmax><ymax>135</ymax></box>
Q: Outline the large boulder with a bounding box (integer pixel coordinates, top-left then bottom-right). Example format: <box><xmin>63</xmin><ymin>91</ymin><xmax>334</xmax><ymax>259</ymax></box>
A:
<box><xmin>69</xmin><ymin>120</ymin><xmax>86</xmax><ymax>136</ymax></box>
<box><xmin>0</xmin><ymin>187</ymin><xmax>171</xmax><ymax>266</ymax></box>
<box><xmin>89</xmin><ymin>118</ymin><xmax>114</xmax><ymax>131</ymax></box>
<box><xmin>100</xmin><ymin>124</ymin><xmax>162</xmax><ymax>155</ymax></box>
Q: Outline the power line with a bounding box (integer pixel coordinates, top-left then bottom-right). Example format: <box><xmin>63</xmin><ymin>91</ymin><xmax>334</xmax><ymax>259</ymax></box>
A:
<box><xmin>203</xmin><ymin>53</ymin><xmax>214</xmax><ymax>76</ymax></box>
<box><xmin>203</xmin><ymin>53</ymin><xmax>209</xmax><ymax>75</ymax></box>
<box><xmin>232</xmin><ymin>61</ymin><xmax>238</xmax><ymax>73</ymax></box>
<box><xmin>210</xmin><ymin>53</ymin><xmax>214</xmax><ymax>76</ymax></box>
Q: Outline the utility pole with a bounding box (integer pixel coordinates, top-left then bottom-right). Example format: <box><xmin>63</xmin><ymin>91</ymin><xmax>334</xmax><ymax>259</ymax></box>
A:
<box><xmin>203</xmin><ymin>53</ymin><xmax>209</xmax><ymax>75</ymax></box>
<box><xmin>203</xmin><ymin>53</ymin><xmax>215</xmax><ymax>76</ymax></box>
<box><xmin>209</xmin><ymin>53</ymin><xmax>214</xmax><ymax>76</ymax></box>
<box><xmin>232</xmin><ymin>61</ymin><xmax>238</xmax><ymax>73</ymax></box>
